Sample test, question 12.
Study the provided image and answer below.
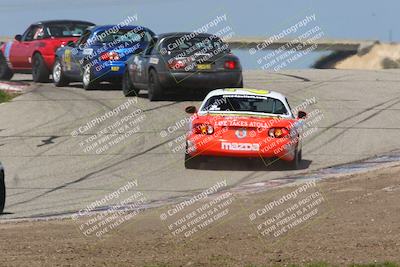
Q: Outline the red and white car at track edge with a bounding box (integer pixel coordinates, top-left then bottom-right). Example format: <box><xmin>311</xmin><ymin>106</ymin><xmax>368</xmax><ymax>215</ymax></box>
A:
<box><xmin>184</xmin><ymin>88</ymin><xmax>307</xmax><ymax>169</ymax></box>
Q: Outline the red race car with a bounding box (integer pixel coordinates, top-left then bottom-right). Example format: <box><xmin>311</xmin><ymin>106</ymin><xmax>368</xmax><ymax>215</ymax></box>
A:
<box><xmin>184</xmin><ymin>88</ymin><xmax>307</xmax><ymax>169</ymax></box>
<box><xmin>0</xmin><ymin>20</ymin><xmax>94</xmax><ymax>82</ymax></box>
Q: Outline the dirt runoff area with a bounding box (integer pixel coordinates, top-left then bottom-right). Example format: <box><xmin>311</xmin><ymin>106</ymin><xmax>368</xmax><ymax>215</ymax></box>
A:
<box><xmin>1</xmin><ymin>165</ymin><xmax>400</xmax><ymax>267</ymax></box>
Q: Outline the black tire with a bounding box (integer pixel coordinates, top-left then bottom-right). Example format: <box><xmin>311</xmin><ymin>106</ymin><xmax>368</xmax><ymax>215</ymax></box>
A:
<box><xmin>148</xmin><ymin>69</ymin><xmax>163</xmax><ymax>101</ymax></box>
<box><xmin>122</xmin><ymin>70</ymin><xmax>139</xmax><ymax>97</ymax></box>
<box><xmin>229</xmin><ymin>75</ymin><xmax>243</xmax><ymax>88</ymax></box>
<box><xmin>52</xmin><ymin>58</ymin><xmax>69</xmax><ymax>87</ymax></box>
<box><xmin>82</xmin><ymin>64</ymin><xmax>97</xmax><ymax>90</ymax></box>
<box><xmin>184</xmin><ymin>153</ymin><xmax>204</xmax><ymax>169</ymax></box>
<box><xmin>0</xmin><ymin>171</ymin><xmax>5</xmax><ymax>214</ymax></box>
<box><xmin>238</xmin><ymin>76</ymin><xmax>243</xmax><ymax>88</ymax></box>
<box><xmin>287</xmin><ymin>148</ymin><xmax>302</xmax><ymax>170</ymax></box>
<box><xmin>32</xmin><ymin>53</ymin><xmax>50</xmax><ymax>83</ymax></box>
<box><xmin>111</xmin><ymin>80</ymin><xmax>122</xmax><ymax>89</ymax></box>
<box><xmin>0</xmin><ymin>52</ymin><xmax>13</xmax><ymax>81</ymax></box>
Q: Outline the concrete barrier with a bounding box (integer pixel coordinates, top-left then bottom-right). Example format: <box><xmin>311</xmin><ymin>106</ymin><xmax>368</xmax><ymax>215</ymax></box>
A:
<box><xmin>226</xmin><ymin>37</ymin><xmax>380</xmax><ymax>52</ymax></box>
<box><xmin>0</xmin><ymin>35</ymin><xmax>381</xmax><ymax>52</ymax></box>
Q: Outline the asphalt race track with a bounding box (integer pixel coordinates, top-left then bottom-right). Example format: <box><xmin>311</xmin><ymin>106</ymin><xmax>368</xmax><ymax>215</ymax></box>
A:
<box><xmin>0</xmin><ymin>69</ymin><xmax>399</xmax><ymax>219</ymax></box>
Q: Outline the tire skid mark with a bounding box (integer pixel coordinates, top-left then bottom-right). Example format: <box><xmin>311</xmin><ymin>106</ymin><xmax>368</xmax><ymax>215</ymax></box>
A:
<box><xmin>6</xmin><ymin>136</ymin><xmax>175</xmax><ymax>208</ymax></box>
<box><xmin>274</xmin><ymin>72</ymin><xmax>311</xmax><ymax>82</ymax></box>
<box><xmin>11</xmin><ymin>150</ymin><xmax>400</xmax><ymax>221</ymax></box>
<box><xmin>5</xmin><ymin>89</ymin><xmax>396</xmax><ymax>208</ymax></box>
<box><xmin>307</xmin><ymin>97</ymin><xmax>400</xmax><ymax>153</ymax></box>
<box><xmin>283</xmin><ymin>74</ymin><xmax>353</xmax><ymax>101</ymax></box>
<box><xmin>3</xmin><ymin>86</ymin><xmax>181</xmax><ymax>196</ymax></box>
<box><xmin>7</xmin><ymin>171</ymin><xmax>259</xmax><ymax>218</ymax></box>
<box><xmin>2</xmin><ymin>85</ymin><xmax>70</xmax><ymax>140</ymax></box>
<box><xmin>2</xmin><ymin>85</ymin><xmax>114</xmax><ymax>198</ymax></box>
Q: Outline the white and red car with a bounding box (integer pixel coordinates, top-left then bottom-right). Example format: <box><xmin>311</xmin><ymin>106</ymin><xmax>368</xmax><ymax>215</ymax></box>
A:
<box><xmin>184</xmin><ymin>88</ymin><xmax>307</xmax><ymax>169</ymax></box>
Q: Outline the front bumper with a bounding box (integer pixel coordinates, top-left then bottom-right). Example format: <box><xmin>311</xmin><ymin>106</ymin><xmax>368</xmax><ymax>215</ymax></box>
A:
<box><xmin>158</xmin><ymin>70</ymin><xmax>242</xmax><ymax>90</ymax></box>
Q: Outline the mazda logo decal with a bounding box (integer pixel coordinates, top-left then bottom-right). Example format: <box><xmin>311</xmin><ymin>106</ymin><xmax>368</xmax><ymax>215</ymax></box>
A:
<box><xmin>235</xmin><ymin>128</ymin><xmax>247</xmax><ymax>139</ymax></box>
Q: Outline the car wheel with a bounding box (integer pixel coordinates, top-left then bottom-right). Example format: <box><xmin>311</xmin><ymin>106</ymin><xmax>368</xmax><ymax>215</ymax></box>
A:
<box><xmin>82</xmin><ymin>64</ymin><xmax>97</xmax><ymax>90</ymax></box>
<box><xmin>52</xmin><ymin>58</ymin><xmax>69</xmax><ymax>87</ymax></box>
<box><xmin>287</xmin><ymin>148</ymin><xmax>302</xmax><ymax>170</ymax></box>
<box><xmin>184</xmin><ymin>153</ymin><xmax>204</xmax><ymax>169</ymax></box>
<box><xmin>122</xmin><ymin>70</ymin><xmax>139</xmax><ymax>97</ymax></box>
<box><xmin>0</xmin><ymin>52</ymin><xmax>13</xmax><ymax>81</ymax></box>
<box><xmin>0</xmin><ymin>171</ymin><xmax>5</xmax><ymax>214</ymax></box>
<box><xmin>32</xmin><ymin>53</ymin><xmax>50</xmax><ymax>83</ymax></box>
<box><xmin>111</xmin><ymin>80</ymin><xmax>122</xmax><ymax>89</ymax></box>
<box><xmin>231</xmin><ymin>75</ymin><xmax>243</xmax><ymax>88</ymax></box>
<box><xmin>148</xmin><ymin>69</ymin><xmax>163</xmax><ymax>101</ymax></box>
<box><xmin>238</xmin><ymin>76</ymin><xmax>244</xmax><ymax>88</ymax></box>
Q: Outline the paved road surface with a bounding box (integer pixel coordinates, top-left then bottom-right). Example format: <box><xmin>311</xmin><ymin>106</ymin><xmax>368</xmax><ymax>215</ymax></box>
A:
<box><xmin>0</xmin><ymin>69</ymin><xmax>399</xmax><ymax>219</ymax></box>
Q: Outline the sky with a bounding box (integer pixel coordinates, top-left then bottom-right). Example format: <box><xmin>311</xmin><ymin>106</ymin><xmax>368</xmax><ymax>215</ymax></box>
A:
<box><xmin>0</xmin><ymin>0</ymin><xmax>399</xmax><ymax>42</ymax></box>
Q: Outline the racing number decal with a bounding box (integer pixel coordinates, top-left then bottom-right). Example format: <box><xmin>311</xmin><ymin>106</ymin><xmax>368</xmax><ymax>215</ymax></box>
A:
<box><xmin>64</xmin><ymin>50</ymin><xmax>72</xmax><ymax>71</ymax></box>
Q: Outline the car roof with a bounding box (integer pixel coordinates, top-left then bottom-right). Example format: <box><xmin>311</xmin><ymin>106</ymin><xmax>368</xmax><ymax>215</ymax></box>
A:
<box><xmin>156</xmin><ymin>32</ymin><xmax>215</xmax><ymax>39</ymax></box>
<box><xmin>34</xmin><ymin>20</ymin><xmax>95</xmax><ymax>26</ymax></box>
<box><xmin>205</xmin><ymin>88</ymin><xmax>287</xmax><ymax>103</ymax></box>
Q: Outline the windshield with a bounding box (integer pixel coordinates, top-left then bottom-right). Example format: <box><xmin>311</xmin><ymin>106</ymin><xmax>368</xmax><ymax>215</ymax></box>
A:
<box><xmin>45</xmin><ymin>23</ymin><xmax>93</xmax><ymax>37</ymax></box>
<box><xmin>162</xmin><ymin>36</ymin><xmax>227</xmax><ymax>53</ymax></box>
<box><xmin>95</xmin><ymin>29</ymin><xmax>152</xmax><ymax>44</ymax></box>
<box><xmin>201</xmin><ymin>95</ymin><xmax>288</xmax><ymax>115</ymax></box>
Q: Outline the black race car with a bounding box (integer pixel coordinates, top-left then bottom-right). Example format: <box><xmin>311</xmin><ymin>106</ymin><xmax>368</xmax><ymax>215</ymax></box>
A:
<box><xmin>122</xmin><ymin>32</ymin><xmax>243</xmax><ymax>101</ymax></box>
<box><xmin>0</xmin><ymin>162</ymin><xmax>5</xmax><ymax>214</ymax></box>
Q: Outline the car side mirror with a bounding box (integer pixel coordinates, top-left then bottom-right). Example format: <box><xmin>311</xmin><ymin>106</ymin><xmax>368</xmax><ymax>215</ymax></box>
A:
<box><xmin>185</xmin><ymin>106</ymin><xmax>197</xmax><ymax>114</ymax></box>
<box><xmin>15</xmin><ymin>34</ymin><xmax>22</xmax><ymax>42</ymax></box>
<box><xmin>297</xmin><ymin>111</ymin><xmax>307</xmax><ymax>119</ymax></box>
<box><xmin>67</xmin><ymin>41</ymin><xmax>76</xmax><ymax>47</ymax></box>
